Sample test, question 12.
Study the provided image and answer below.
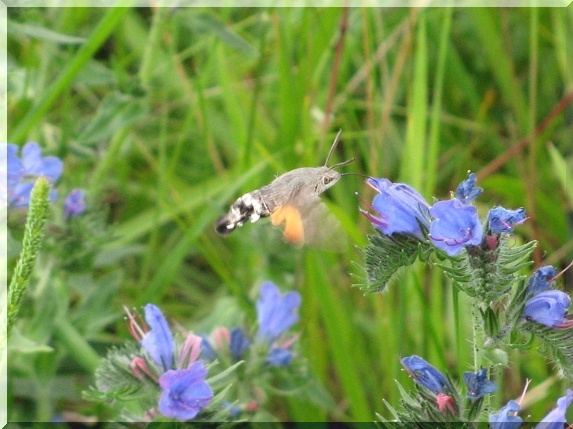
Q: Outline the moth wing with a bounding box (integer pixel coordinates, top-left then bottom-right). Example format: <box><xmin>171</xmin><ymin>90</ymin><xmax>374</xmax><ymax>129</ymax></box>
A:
<box><xmin>271</xmin><ymin>204</ymin><xmax>305</xmax><ymax>246</ymax></box>
<box><xmin>271</xmin><ymin>191</ymin><xmax>347</xmax><ymax>252</ymax></box>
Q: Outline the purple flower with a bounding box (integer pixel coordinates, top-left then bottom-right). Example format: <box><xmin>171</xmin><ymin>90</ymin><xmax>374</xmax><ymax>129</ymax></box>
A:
<box><xmin>5</xmin><ymin>144</ymin><xmax>23</xmax><ymax>188</ymax></box>
<box><xmin>489</xmin><ymin>400</ymin><xmax>523</xmax><ymax>429</ymax></box>
<box><xmin>7</xmin><ymin>142</ymin><xmax>63</xmax><ymax>208</ymax></box>
<box><xmin>266</xmin><ymin>347</ymin><xmax>293</xmax><ymax>366</ymax></box>
<box><xmin>257</xmin><ymin>282</ymin><xmax>301</xmax><ymax>342</ymax></box>
<box><xmin>536</xmin><ymin>389</ymin><xmax>573</xmax><ymax>429</ymax></box>
<box><xmin>222</xmin><ymin>401</ymin><xmax>242</xmax><ymax>418</ymax></box>
<box><xmin>199</xmin><ymin>335</ymin><xmax>217</xmax><ymax>361</ymax></box>
<box><xmin>401</xmin><ymin>355</ymin><xmax>452</xmax><ymax>395</ymax></box>
<box><xmin>526</xmin><ymin>266</ymin><xmax>557</xmax><ymax>297</ymax></box>
<box><xmin>64</xmin><ymin>189</ymin><xmax>86</xmax><ymax>218</ymax></box>
<box><xmin>429</xmin><ymin>199</ymin><xmax>483</xmax><ymax>256</ymax></box>
<box><xmin>360</xmin><ymin>178</ymin><xmax>431</xmax><ymax>239</ymax></box>
<box><xmin>229</xmin><ymin>327</ymin><xmax>251</xmax><ymax>360</ymax></box>
<box><xmin>141</xmin><ymin>304</ymin><xmax>174</xmax><ymax>371</ymax></box>
<box><xmin>463</xmin><ymin>369</ymin><xmax>497</xmax><ymax>400</ymax></box>
<box><xmin>158</xmin><ymin>362</ymin><xmax>213</xmax><ymax>421</ymax></box>
<box><xmin>488</xmin><ymin>207</ymin><xmax>526</xmax><ymax>234</ymax></box>
<box><xmin>455</xmin><ymin>172</ymin><xmax>483</xmax><ymax>204</ymax></box>
<box><xmin>523</xmin><ymin>290</ymin><xmax>571</xmax><ymax>327</ymax></box>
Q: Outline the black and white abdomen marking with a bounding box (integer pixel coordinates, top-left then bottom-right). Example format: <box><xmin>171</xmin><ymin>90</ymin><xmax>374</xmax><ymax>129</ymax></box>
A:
<box><xmin>215</xmin><ymin>190</ymin><xmax>272</xmax><ymax>235</ymax></box>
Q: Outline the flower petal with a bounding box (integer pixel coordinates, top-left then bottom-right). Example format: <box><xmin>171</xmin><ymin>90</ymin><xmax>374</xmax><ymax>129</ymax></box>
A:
<box><xmin>463</xmin><ymin>369</ymin><xmax>497</xmax><ymax>400</ymax></box>
<box><xmin>362</xmin><ymin>178</ymin><xmax>430</xmax><ymax>239</ymax></box>
<box><xmin>455</xmin><ymin>172</ymin><xmax>483</xmax><ymax>204</ymax></box>
<box><xmin>64</xmin><ymin>189</ymin><xmax>86</xmax><ymax>218</ymax></box>
<box><xmin>22</xmin><ymin>142</ymin><xmax>44</xmax><ymax>176</ymax></box>
<box><xmin>536</xmin><ymin>389</ymin><xmax>573</xmax><ymax>429</ymax></box>
<box><xmin>158</xmin><ymin>362</ymin><xmax>213</xmax><ymax>421</ymax></box>
<box><xmin>401</xmin><ymin>355</ymin><xmax>452</xmax><ymax>394</ymax></box>
<box><xmin>523</xmin><ymin>290</ymin><xmax>571</xmax><ymax>327</ymax></box>
<box><xmin>266</xmin><ymin>347</ymin><xmax>293</xmax><ymax>366</ymax></box>
<box><xmin>526</xmin><ymin>266</ymin><xmax>557</xmax><ymax>297</ymax></box>
<box><xmin>257</xmin><ymin>282</ymin><xmax>301</xmax><ymax>342</ymax></box>
<box><xmin>141</xmin><ymin>304</ymin><xmax>174</xmax><ymax>371</ymax></box>
<box><xmin>488</xmin><ymin>207</ymin><xmax>526</xmax><ymax>233</ymax></box>
<box><xmin>429</xmin><ymin>199</ymin><xmax>483</xmax><ymax>256</ymax></box>
<box><xmin>229</xmin><ymin>327</ymin><xmax>251</xmax><ymax>360</ymax></box>
<box><xmin>489</xmin><ymin>400</ymin><xmax>522</xmax><ymax>429</ymax></box>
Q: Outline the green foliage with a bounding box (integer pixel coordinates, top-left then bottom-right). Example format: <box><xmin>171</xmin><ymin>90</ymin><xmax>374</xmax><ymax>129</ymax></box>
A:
<box><xmin>360</xmin><ymin>231</ymin><xmax>433</xmax><ymax>293</ymax></box>
<box><xmin>438</xmin><ymin>235</ymin><xmax>536</xmax><ymax>305</ymax></box>
<box><xmin>519</xmin><ymin>322</ymin><xmax>573</xmax><ymax>381</ymax></box>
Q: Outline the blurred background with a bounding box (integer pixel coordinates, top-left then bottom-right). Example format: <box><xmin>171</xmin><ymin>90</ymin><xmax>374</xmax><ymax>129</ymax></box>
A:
<box><xmin>7</xmin><ymin>6</ymin><xmax>573</xmax><ymax>422</ymax></box>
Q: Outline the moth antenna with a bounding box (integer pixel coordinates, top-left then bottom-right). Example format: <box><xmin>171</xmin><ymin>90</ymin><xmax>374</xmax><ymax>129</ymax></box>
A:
<box><xmin>341</xmin><ymin>171</ymin><xmax>370</xmax><ymax>179</ymax></box>
<box><xmin>324</xmin><ymin>129</ymin><xmax>343</xmax><ymax>167</ymax></box>
<box><xmin>330</xmin><ymin>157</ymin><xmax>356</xmax><ymax>170</ymax></box>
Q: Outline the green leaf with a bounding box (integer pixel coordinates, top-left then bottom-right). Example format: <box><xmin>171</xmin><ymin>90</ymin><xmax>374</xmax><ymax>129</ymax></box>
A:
<box><xmin>359</xmin><ymin>231</ymin><xmax>431</xmax><ymax>293</ymax></box>
<box><xmin>7</xmin><ymin>328</ymin><xmax>53</xmax><ymax>354</ymax></box>
<box><xmin>9</xmin><ymin>21</ymin><xmax>86</xmax><ymax>44</ymax></box>
<box><xmin>185</xmin><ymin>13</ymin><xmax>257</xmax><ymax>57</ymax></box>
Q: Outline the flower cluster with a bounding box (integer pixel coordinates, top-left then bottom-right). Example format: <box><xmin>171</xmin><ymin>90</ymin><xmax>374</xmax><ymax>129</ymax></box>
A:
<box><xmin>6</xmin><ymin>142</ymin><xmax>63</xmax><ymax>208</ymax></box>
<box><xmin>199</xmin><ymin>282</ymin><xmax>302</xmax><ymax>417</ymax></box>
<box><xmin>87</xmin><ymin>281</ymin><xmax>304</xmax><ymax>422</ymax></box>
<box><xmin>400</xmin><ymin>355</ymin><xmax>497</xmax><ymax>417</ymax></box>
<box><xmin>201</xmin><ymin>282</ymin><xmax>301</xmax><ymax>367</ymax></box>
<box><xmin>522</xmin><ymin>266</ymin><xmax>572</xmax><ymax>329</ymax></box>
<box><xmin>125</xmin><ymin>304</ymin><xmax>213</xmax><ymax>421</ymax></box>
<box><xmin>490</xmin><ymin>387</ymin><xmax>573</xmax><ymax>429</ymax></box>
<box><xmin>4</xmin><ymin>142</ymin><xmax>86</xmax><ymax>217</ymax></box>
<box><xmin>363</xmin><ymin>173</ymin><xmax>572</xmax><ymax>425</ymax></box>
<box><xmin>360</xmin><ymin>173</ymin><xmax>525</xmax><ymax>257</ymax></box>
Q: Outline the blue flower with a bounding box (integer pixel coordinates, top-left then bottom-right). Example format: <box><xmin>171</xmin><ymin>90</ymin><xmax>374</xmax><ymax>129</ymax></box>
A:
<box><xmin>536</xmin><ymin>389</ymin><xmax>573</xmax><ymax>429</ymax></box>
<box><xmin>7</xmin><ymin>142</ymin><xmax>63</xmax><ymax>208</ymax></box>
<box><xmin>199</xmin><ymin>335</ymin><xmax>217</xmax><ymax>361</ymax></box>
<box><xmin>401</xmin><ymin>355</ymin><xmax>452</xmax><ymax>394</ymax></box>
<box><xmin>222</xmin><ymin>401</ymin><xmax>242</xmax><ymax>418</ymax></box>
<box><xmin>5</xmin><ymin>144</ymin><xmax>23</xmax><ymax>188</ymax></box>
<box><xmin>266</xmin><ymin>347</ymin><xmax>293</xmax><ymax>366</ymax></box>
<box><xmin>429</xmin><ymin>199</ymin><xmax>483</xmax><ymax>256</ymax></box>
<box><xmin>523</xmin><ymin>290</ymin><xmax>571</xmax><ymax>327</ymax></box>
<box><xmin>526</xmin><ymin>266</ymin><xmax>557</xmax><ymax>297</ymax></box>
<box><xmin>64</xmin><ymin>189</ymin><xmax>86</xmax><ymax>218</ymax></box>
<box><xmin>229</xmin><ymin>327</ymin><xmax>251</xmax><ymax>360</ymax></box>
<box><xmin>463</xmin><ymin>369</ymin><xmax>497</xmax><ymax>400</ymax></box>
<box><xmin>455</xmin><ymin>172</ymin><xmax>483</xmax><ymax>204</ymax></box>
<box><xmin>158</xmin><ymin>362</ymin><xmax>213</xmax><ymax>421</ymax></box>
<box><xmin>489</xmin><ymin>400</ymin><xmax>522</xmax><ymax>429</ymax></box>
<box><xmin>488</xmin><ymin>207</ymin><xmax>526</xmax><ymax>234</ymax></box>
<box><xmin>257</xmin><ymin>282</ymin><xmax>301</xmax><ymax>342</ymax></box>
<box><xmin>141</xmin><ymin>304</ymin><xmax>174</xmax><ymax>371</ymax></box>
<box><xmin>360</xmin><ymin>178</ymin><xmax>431</xmax><ymax>239</ymax></box>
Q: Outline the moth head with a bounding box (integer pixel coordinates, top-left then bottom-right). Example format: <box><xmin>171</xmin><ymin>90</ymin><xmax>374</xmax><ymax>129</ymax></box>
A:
<box><xmin>315</xmin><ymin>167</ymin><xmax>342</xmax><ymax>193</ymax></box>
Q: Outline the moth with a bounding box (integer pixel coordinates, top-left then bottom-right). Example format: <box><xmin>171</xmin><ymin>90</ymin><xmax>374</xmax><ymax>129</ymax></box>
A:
<box><xmin>215</xmin><ymin>130</ymin><xmax>354</xmax><ymax>249</ymax></box>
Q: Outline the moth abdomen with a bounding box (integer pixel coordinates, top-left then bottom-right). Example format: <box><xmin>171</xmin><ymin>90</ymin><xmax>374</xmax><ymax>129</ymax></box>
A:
<box><xmin>215</xmin><ymin>190</ymin><xmax>272</xmax><ymax>235</ymax></box>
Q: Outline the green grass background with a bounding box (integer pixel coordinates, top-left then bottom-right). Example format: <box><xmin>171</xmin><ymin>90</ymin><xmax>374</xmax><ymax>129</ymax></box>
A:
<box><xmin>7</xmin><ymin>6</ymin><xmax>573</xmax><ymax>422</ymax></box>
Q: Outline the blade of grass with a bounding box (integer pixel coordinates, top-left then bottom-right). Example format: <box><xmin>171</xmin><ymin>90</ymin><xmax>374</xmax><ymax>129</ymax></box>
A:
<box><xmin>10</xmin><ymin>6</ymin><xmax>133</xmax><ymax>143</ymax></box>
<box><xmin>305</xmin><ymin>251</ymin><xmax>371</xmax><ymax>421</ymax></box>
<box><xmin>470</xmin><ymin>9</ymin><xmax>528</xmax><ymax>132</ymax></box>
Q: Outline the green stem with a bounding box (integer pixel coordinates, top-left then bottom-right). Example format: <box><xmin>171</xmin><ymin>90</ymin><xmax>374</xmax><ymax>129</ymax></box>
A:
<box><xmin>7</xmin><ymin>177</ymin><xmax>51</xmax><ymax>338</ymax></box>
<box><xmin>36</xmin><ymin>381</ymin><xmax>52</xmax><ymax>422</ymax></box>
<box><xmin>139</xmin><ymin>6</ymin><xmax>169</xmax><ymax>91</ymax></box>
<box><xmin>471</xmin><ymin>305</ymin><xmax>483</xmax><ymax>371</ymax></box>
<box><xmin>53</xmin><ymin>318</ymin><xmax>100</xmax><ymax>373</ymax></box>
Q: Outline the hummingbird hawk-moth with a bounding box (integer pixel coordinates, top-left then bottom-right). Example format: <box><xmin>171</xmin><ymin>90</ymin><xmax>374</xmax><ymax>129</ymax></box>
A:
<box><xmin>215</xmin><ymin>130</ymin><xmax>354</xmax><ymax>249</ymax></box>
